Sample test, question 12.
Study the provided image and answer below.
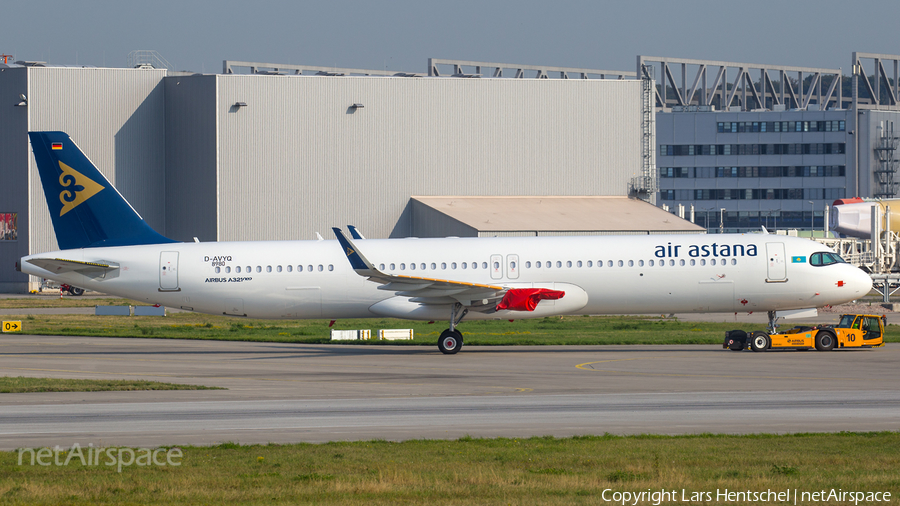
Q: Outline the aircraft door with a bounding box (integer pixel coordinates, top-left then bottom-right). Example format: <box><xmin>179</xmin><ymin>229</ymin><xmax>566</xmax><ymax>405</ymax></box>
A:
<box><xmin>506</xmin><ymin>254</ymin><xmax>519</xmax><ymax>279</ymax></box>
<box><xmin>490</xmin><ymin>254</ymin><xmax>503</xmax><ymax>280</ymax></box>
<box><xmin>765</xmin><ymin>242</ymin><xmax>786</xmax><ymax>281</ymax></box>
<box><xmin>159</xmin><ymin>251</ymin><xmax>180</xmax><ymax>291</ymax></box>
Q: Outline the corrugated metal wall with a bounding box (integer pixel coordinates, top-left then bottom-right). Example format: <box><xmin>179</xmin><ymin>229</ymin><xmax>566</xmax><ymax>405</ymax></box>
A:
<box><xmin>0</xmin><ymin>67</ymin><xmax>30</xmax><ymax>291</ymax></box>
<box><xmin>27</xmin><ymin>67</ymin><xmax>166</xmax><ymax>256</ymax></box>
<box><xmin>211</xmin><ymin>75</ymin><xmax>643</xmax><ymax>240</ymax></box>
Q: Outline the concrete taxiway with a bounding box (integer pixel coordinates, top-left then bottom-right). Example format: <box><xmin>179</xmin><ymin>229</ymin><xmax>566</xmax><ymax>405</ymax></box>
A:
<box><xmin>0</xmin><ymin>335</ymin><xmax>898</xmax><ymax>449</ymax></box>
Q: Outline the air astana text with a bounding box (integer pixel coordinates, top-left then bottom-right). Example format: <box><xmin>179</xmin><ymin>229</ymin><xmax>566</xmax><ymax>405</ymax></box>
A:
<box><xmin>654</xmin><ymin>243</ymin><xmax>758</xmax><ymax>258</ymax></box>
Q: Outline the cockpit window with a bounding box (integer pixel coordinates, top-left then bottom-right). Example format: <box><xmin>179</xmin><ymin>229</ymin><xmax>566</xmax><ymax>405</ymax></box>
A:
<box><xmin>810</xmin><ymin>252</ymin><xmax>846</xmax><ymax>266</ymax></box>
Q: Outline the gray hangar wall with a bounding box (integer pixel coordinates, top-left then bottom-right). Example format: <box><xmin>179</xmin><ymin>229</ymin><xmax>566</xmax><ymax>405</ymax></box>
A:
<box><xmin>0</xmin><ymin>66</ymin><xmax>166</xmax><ymax>292</ymax></box>
<box><xmin>165</xmin><ymin>74</ymin><xmax>644</xmax><ymax>242</ymax></box>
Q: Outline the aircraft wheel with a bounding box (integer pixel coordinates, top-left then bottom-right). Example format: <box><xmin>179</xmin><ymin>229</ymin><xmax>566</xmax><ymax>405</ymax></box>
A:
<box><xmin>749</xmin><ymin>331</ymin><xmax>770</xmax><ymax>352</ymax></box>
<box><xmin>68</xmin><ymin>287</ymin><xmax>85</xmax><ymax>296</ymax></box>
<box><xmin>815</xmin><ymin>331</ymin><xmax>836</xmax><ymax>351</ymax></box>
<box><xmin>438</xmin><ymin>329</ymin><xmax>463</xmax><ymax>355</ymax></box>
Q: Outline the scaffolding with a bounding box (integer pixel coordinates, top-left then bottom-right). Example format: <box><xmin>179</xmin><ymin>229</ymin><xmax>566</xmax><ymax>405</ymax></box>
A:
<box><xmin>874</xmin><ymin>121</ymin><xmax>900</xmax><ymax>199</ymax></box>
<box><xmin>126</xmin><ymin>50</ymin><xmax>172</xmax><ymax>70</ymax></box>
<box><xmin>630</xmin><ymin>66</ymin><xmax>657</xmax><ymax>201</ymax></box>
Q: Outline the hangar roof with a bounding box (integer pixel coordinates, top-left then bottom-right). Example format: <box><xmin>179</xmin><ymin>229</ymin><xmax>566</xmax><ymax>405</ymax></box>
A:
<box><xmin>410</xmin><ymin>196</ymin><xmax>706</xmax><ymax>234</ymax></box>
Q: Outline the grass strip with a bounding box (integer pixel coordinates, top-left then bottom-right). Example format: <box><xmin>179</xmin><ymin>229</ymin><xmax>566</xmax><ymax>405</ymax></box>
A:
<box><xmin>3</xmin><ymin>312</ymin><xmax>899</xmax><ymax>346</ymax></box>
<box><xmin>0</xmin><ymin>376</ymin><xmax>222</xmax><ymax>393</ymax></box>
<box><xmin>0</xmin><ymin>298</ymin><xmax>138</xmax><ymax>309</ymax></box>
<box><xmin>1</xmin><ymin>432</ymin><xmax>898</xmax><ymax>505</ymax></box>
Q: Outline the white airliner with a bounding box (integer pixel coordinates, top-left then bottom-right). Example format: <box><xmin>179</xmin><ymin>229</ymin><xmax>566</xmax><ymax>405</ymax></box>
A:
<box><xmin>19</xmin><ymin>132</ymin><xmax>872</xmax><ymax>353</ymax></box>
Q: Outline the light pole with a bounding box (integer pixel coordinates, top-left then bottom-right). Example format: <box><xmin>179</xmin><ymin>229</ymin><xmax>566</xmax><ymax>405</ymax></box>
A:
<box><xmin>719</xmin><ymin>208</ymin><xmax>726</xmax><ymax>234</ymax></box>
<box><xmin>808</xmin><ymin>200</ymin><xmax>815</xmax><ymax>234</ymax></box>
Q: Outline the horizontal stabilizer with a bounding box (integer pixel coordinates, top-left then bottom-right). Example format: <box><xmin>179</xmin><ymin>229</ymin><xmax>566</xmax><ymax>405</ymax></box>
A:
<box><xmin>26</xmin><ymin>257</ymin><xmax>119</xmax><ymax>274</ymax></box>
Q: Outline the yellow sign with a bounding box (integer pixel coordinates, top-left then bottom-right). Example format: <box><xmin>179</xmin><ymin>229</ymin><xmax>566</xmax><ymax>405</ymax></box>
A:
<box><xmin>58</xmin><ymin>161</ymin><xmax>104</xmax><ymax>216</ymax></box>
<box><xmin>2</xmin><ymin>321</ymin><xmax>22</xmax><ymax>332</ymax></box>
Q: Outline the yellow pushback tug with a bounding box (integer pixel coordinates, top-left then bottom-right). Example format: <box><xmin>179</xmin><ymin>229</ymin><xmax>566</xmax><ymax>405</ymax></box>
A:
<box><xmin>724</xmin><ymin>314</ymin><xmax>886</xmax><ymax>352</ymax></box>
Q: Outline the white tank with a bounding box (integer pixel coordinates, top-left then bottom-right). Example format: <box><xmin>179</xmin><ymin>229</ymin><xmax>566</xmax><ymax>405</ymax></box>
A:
<box><xmin>830</xmin><ymin>199</ymin><xmax>900</xmax><ymax>238</ymax></box>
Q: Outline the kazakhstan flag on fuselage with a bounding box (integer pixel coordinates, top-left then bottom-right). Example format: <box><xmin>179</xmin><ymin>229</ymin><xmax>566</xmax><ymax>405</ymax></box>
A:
<box><xmin>791</xmin><ymin>256</ymin><xmax>806</xmax><ymax>263</ymax></box>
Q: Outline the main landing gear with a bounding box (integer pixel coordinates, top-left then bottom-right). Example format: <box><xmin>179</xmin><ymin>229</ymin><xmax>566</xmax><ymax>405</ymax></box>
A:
<box><xmin>438</xmin><ymin>302</ymin><xmax>468</xmax><ymax>354</ymax></box>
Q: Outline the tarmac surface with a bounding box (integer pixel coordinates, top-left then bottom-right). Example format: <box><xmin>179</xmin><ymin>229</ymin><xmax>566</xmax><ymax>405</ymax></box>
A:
<box><xmin>0</xmin><ymin>332</ymin><xmax>898</xmax><ymax>449</ymax></box>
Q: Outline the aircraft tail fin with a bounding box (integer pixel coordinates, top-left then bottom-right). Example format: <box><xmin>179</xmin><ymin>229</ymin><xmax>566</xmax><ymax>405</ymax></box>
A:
<box><xmin>28</xmin><ymin>132</ymin><xmax>176</xmax><ymax>250</ymax></box>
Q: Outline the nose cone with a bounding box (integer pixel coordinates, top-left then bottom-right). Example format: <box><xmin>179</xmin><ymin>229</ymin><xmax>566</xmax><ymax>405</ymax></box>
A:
<box><xmin>845</xmin><ymin>266</ymin><xmax>873</xmax><ymax>298</ymax></box>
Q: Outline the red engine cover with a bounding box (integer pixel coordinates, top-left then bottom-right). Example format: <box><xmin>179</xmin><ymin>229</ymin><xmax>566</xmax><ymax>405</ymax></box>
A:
<box><xmin>495</xmin><ymin>288</ymin><xmax>566</xmax><ymax>312</ymax></box>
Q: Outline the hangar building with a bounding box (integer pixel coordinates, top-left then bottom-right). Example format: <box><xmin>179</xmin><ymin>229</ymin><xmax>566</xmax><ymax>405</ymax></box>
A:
<box><xmin>0</xmin><ymin>58</ymin><xmax>668</xmax><ymax>292</ymax></box>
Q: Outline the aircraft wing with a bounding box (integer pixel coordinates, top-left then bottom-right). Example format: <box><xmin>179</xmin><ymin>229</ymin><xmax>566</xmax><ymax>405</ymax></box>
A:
<box><xmin>25</xmin><ymin>257</ymin><xmax>119</xmax><ymax>275</ymax></box>
<box><xmin>332</xmin><ymin>228</ymin><xmax>507</xmax><ymax>309</ymax></box>
<box><xmin>332</xmin><ymin>228</ymin><xmax>567</xmax><ymax>311</ymax></box>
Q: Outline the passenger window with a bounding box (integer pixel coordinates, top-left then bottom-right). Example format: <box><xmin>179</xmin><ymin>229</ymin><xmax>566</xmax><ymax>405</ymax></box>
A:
<box><xmin>379</xmin><ymin>263</ymin><xmax>384</xmax><ymax>270</ymax></box>
<box><xmin>731</xmin><ymin>259</ymin><xmax>736</xmax><ymax>265</ymax></box>
<box><xmin>246</xmin><ymin>266</ymin><xmax>251</xmax><ymax>272</ymax></box>
<box><xmin>638</xmin><ymin>260</ymin><xmax>644</xmax><ymax>267</ymax></box>
<box><xmin>587</xmin><ymin>261</ymin><xmax>592</xmax><ymax>267</ymax></box>
<box><xmin>711</xmin><ymin>259</ymin><xmax>716</xmax><ymax>266</ymax></box>
<box><xmin>577</xmin><ymin>260</ymin><xmax>582</xmax><ymax>268</ymax></box>
<box><xmin>607</xmin><ymin>260</ymin><xmax>613</xmax><ymax>267</ymax></box>
<box><xmin>318</xmin><ymin>265</ymin><xmax>323</xmax><ymax>272</ymax></box>
<box><xmin>628</xmin><ymin>260</ymin><xmax>634</xmax><ymax>267</ymax></box>
<box><xmin>510</xmin><ymin>261</ymin><xmax>517</xmax><ymax>269</ymax></box>
<box><xmin>328</xmin><ymin>264</ymin><xmax>334</xmax><ymax>271</ymax></box>
<box><xmin>462</xmin><ymin>262</ymin><xmax>467</xmax><ymax>269</ymax></box>
<box><xmin>526</xmin><ymin>261</ymin><xmax>532</xmax><ymax>268</ymax></box>
<box><xmin>690</xmin><ymin>259</ymin><xmax>695</xmax><ymax>266</ymax></box>
<box><xmin>256</xmin><ymin>266</ymin><xmax>262</xmax><ymax>273</ymax></box>
<box><xmin>390</xmin><ymin>263</ymin><xmax>396</xmax><ymax>270</ymax></box>
<box><xmin>296</xmin><ymin>265</ymin><xmax>302</xmax><ymax>272</ymax></box>
<box><xmin>307</xmin><ymin>265</ymin><xmax>313</xmax><ymax>272</ymax></box>
<box><xmin>471</xmin><ymin>262</ymin><xmax>477</xmax><ymax>269</ymax></box>
<box><xmin>618</xmin><ymin>260</ymin><xmax>624</xmax><ymax>267</ymax></box>
<box><xmin>649</xmin><ymin>260</ymin><xmax>654</xmax><ymax>266</ymax></box>
<box><xmin>226</xmin><ymin>266</ymin><xmax>231</xmax><ymax>273</ymax></box>
<box><xmin>287</xmin><ymin>265</ymin><xmax>292</xmax><ymax>272</ymax></box>
<box><xmin>410</xmin><ymin>263</ymin><xmax>416</xmax><ymax>270</ymax></box>
<box><xmin>700</xmin><ymin>259</ymin><xmax>706</xmax><ymax>266</ymax></box>
<box><xmin>215</xmin><ymin>267</ymin><xmax>221</xmax><ymax>273</ymax></box>
<box><xmin>441</xmin><ymin>262</ymin><xmax>447</xmax><ymax>269</ymax></box>
<box><xmin>482</xmin><ymin>262</ymin><xmax>488</xmax><ymax>269</ymax></box>
<box><xmin>451</xmin><ymin>262</ymin><xmax>457</xmax><ymax>269</ymax></box>
<box><xmin>547</xmin><ymin>261</ymin><xmax>552</xmax><ymax>269</ymax></box>
<box><xmin>679</xmin><ymin>259</ymin><xmax>685</xmax><ymax>266</ymax></box>
<box><xmin>266</xmin><ymin>266</ymin><xmax>272</xmax><ymax>273</ymax></box>
<box><xmin>494</xmin><ymin>261</ymin><xmax>501</xmax><ymax>269</ymax></box>
<box><xmin>669</xmin><ymin>260</ymin><xmax>675</xmax><ymax>266</ymax></box>
<box><xmin>536</xmin><ymin>261</ymin><xmax>542</xmax><ymax>268</ymax></box>
<box><xmin>421</xmin><ymin>263</ymin><xmax>426</xmax><ymax>270</ymax></box>
<box><xmin>431</xmin><ymin>263</ymin><xmax>436</xmax><ymax>270</ymax></box>
<box><xmin>556</xmin><ymin>261</ymin><xmax>562</xmax><ymax>268</ymax></box>
<box><xmin>277</xmin><ymin>265</ymin><xmax>282</xmax><ymax>272</ymax></box>
<box><xmin>236</xmin><ymin>266</ymin><xmax>242</xmax><ymax>273</ymax></box>
<box><xmin>400</xmin><ymin>263</ymin><xmax>406</xmax><ymax>270</ymax></box>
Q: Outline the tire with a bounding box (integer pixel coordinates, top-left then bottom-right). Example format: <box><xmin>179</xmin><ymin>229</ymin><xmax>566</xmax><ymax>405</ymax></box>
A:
<box><xmin>750</xmin><ymin>331</ymin><xmax>770</xmax><ymax>352</ymax></box>
<box><xmin>815</xmin><ymin>331</ymin><xmax>836</xmax><ymax>351</ymax></box>
<box><xmin>438</xmin><ymin>329</ymin><xmax>463</xmax><ymax>355</ymax></box>
<box><xmin>68</xmin><ymin>287</ymin><xmax>85</xmax><ymax>296</ymax></box>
